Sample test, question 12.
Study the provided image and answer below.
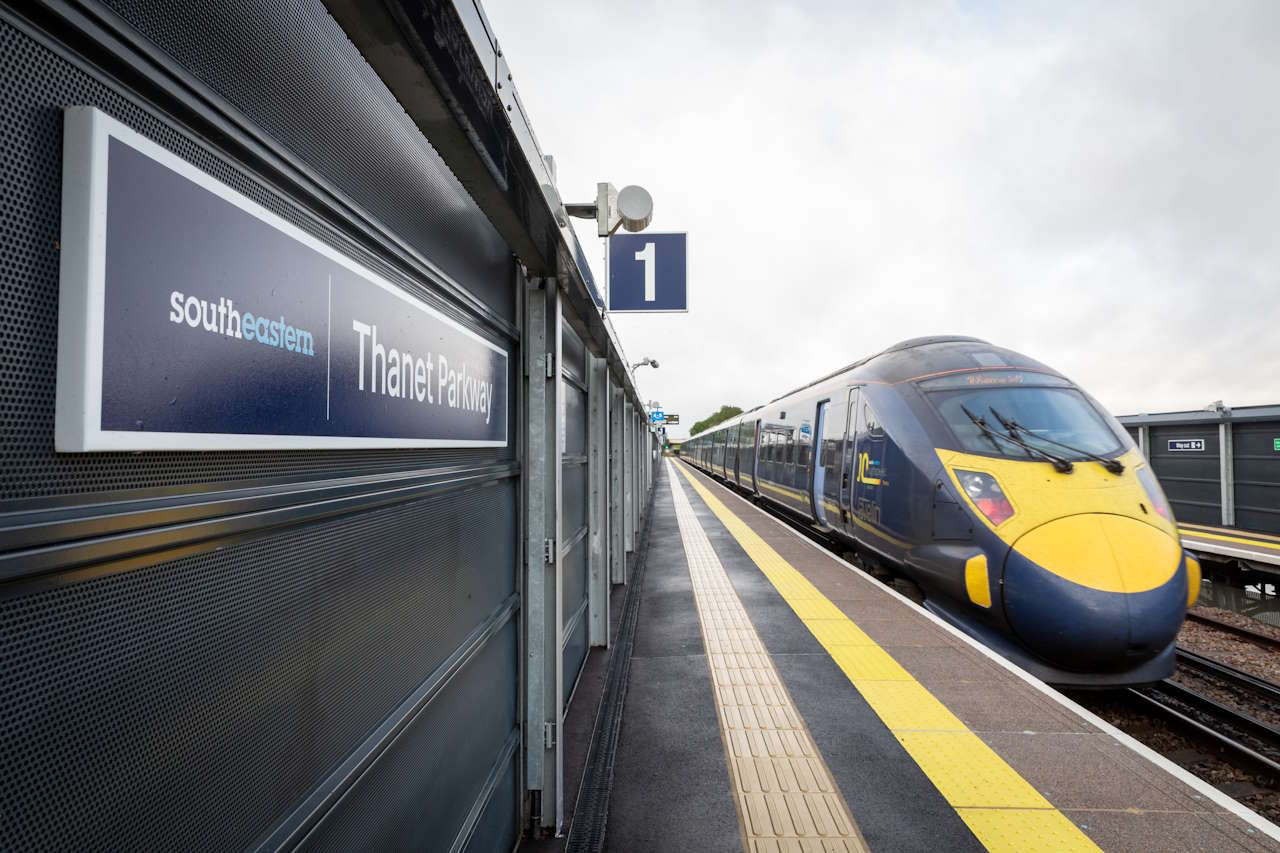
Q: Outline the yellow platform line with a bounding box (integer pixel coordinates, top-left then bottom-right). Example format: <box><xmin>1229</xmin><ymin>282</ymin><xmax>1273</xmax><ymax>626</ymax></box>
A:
<box><xmin>667</xmin><ymin>465</ymin><xmax>871</xmax><ymax>853</ymax></box>
<box><xmin>672</xmin><ymin>461</ymin><xmax>1101</xmax><ymax>853</ymax></box>
<box><xmin>1179</xmin><ymin>526</ymin><xmax>1280</xmax><ymax>552</ymax></box>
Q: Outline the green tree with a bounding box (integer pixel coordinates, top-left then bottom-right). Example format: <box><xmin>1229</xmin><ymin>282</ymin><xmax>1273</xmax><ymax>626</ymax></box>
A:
<box><xmin>689</xmin><ymin>405</ymin><xmax>743</xmax><ymax>437</ymax></box>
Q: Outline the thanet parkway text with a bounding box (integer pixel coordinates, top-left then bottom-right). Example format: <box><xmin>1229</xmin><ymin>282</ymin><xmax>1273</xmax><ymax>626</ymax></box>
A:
<box><xmin>168</xmin><ymin>290</ymin><xmax>496</xmax><ymax>425</ymax></box>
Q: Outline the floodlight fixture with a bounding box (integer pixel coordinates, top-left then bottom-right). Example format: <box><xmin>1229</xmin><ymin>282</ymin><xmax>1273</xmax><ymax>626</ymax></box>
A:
<box><xmin>565</xmin><ymin>182</ymin><xmax>654</xmax><ymax>237</ymax></box>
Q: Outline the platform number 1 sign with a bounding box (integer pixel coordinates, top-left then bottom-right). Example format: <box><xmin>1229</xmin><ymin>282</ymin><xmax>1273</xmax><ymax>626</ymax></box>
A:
<box><xmin>607</xmin><ymin>232</ymin><xmax>688</xmax><ymax>313</ymax></box>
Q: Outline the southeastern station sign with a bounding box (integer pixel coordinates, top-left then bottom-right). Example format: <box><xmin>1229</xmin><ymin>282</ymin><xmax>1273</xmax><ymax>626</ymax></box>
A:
<box><xmin>56</xmin><ymin>107</ymin><xmax>507</xmax><ymax>451</ymax></box>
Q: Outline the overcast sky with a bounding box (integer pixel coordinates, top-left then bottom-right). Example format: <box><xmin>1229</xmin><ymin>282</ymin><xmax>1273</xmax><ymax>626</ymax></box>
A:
<box><xmin>484</xmin><ymin>1</ymin><xmax>1280</xmax><ymax>437</ymax></box>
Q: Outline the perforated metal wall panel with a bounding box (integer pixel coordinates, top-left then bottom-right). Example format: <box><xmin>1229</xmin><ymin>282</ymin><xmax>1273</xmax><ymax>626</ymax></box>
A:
<box><xmin>2</xmin><ymin>484</ymin><xmax>516</xmax><ymax>850</ymax></box>
<box><xmin>102</xmin><ymin>0</ymin><xmax>515</xmax><ymax>323</ymax></box>
<box><xmin>0</xmin><ymin>2</ymin><xmax>522</xmax><ymax>850</ymax></box>
<box><xmin>301</xmin><ymin>620</ymin><xmax>518</xmax><ymax>851</ymax></box>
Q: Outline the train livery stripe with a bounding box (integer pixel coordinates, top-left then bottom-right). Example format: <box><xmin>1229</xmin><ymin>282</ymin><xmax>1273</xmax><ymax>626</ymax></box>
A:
<box><xmin>673</xmin><ymin>461</ymin><xmax>1101</xmax><ymax>853</ymax></box>
<box><xmin>666</xmin><ymin>462</ymin><xmax>870</xmax><ymax>851</ymax></box>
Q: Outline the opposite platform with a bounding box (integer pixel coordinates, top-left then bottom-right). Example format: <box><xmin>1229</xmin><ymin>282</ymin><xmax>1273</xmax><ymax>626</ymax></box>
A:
<box><xmin>604</xmin><ymin>460</ymin><xmax>1280</xmax><ymax>852</ymax></box>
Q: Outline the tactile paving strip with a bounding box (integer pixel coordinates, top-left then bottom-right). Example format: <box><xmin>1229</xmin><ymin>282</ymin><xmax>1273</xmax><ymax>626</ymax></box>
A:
<box><xmin>668</xmin><ymin>466</ymin><xmax>870</xmax><ymax>853</ymax></box>
<box><xmin>672</xmin><ymin>461</ymin><xmax>1102</xmax><ymax>853</ymax></box>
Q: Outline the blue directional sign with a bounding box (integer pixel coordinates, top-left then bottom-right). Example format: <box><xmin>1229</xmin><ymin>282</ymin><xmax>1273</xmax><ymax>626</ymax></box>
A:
<box><xmin>608</xmin><ymin>232</ymin><xmax>688</xmax><ymax>313</ymax></box>
<box><xmin>650</xmin><ymin>409</ymin><xmax>666</xmax><ymax>425</ymax></box>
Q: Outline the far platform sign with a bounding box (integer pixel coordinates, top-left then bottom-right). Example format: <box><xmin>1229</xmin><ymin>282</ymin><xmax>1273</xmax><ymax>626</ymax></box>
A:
<box><xmin>607</xmin><ymin>232</ymin><xmax>688</xmax><ymax>313</ymax></box>
<box><xmin>55</xmin><ymin>107</ymin><xmax>508</xmax><ymax>451</ymax></box>
<box><xmin>1168</xmin><ymin>438</ymin><xmax>1206</xmax><ymax>452</ymax></box>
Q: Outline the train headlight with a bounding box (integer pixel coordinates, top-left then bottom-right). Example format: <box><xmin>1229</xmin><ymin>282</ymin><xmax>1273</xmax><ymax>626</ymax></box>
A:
<box><xmin>955</xmin><ymin>469</ymin><xmax>1014</xmax><ymax>526</ymax></box>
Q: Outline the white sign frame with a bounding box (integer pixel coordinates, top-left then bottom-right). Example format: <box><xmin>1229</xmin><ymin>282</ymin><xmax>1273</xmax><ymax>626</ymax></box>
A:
<box><xmin>56</xmin><ymin>106</ymin><xmax>508</xmax><ymax>452</ymax></box>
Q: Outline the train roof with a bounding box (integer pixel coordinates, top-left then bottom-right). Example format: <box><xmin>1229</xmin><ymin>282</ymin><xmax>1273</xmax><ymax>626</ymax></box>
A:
<box><xmin>688</xmin><ymin>337</ymin><xmax>1062</xmax><ymax>440</ymax></box>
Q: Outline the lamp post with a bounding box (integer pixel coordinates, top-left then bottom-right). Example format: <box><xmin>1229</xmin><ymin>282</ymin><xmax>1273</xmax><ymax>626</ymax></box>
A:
<box><xmin>631</xmin><ymin>357</ymin><xmax>659</xmax><ymax>371</ymax></box>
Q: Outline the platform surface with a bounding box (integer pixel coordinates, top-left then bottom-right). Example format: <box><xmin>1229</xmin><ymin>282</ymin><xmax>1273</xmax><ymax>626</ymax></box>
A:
<box><xmin>605</xmin><ymin>460</ymin><xmax>1280</xmax><ymax>852</ymax></box>
<box><xmin>1180</xmin><ymin>522</ymin><xmax>1280</xmax><ymax>570</ymax></box>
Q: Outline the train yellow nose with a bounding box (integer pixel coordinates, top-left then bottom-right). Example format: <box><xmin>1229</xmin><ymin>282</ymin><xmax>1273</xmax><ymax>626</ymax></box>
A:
<box><xmin>1014</xmin><ymin>514</ymin><xmax>1181</xmax><ymax>593</ymax></box>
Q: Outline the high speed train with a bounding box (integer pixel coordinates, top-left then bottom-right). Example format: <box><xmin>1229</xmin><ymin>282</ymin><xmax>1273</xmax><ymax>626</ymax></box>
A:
<box><xmin>682</xmin><ymin>336</ymin><xmax>1198</xmax><ymax>686</ymax></box>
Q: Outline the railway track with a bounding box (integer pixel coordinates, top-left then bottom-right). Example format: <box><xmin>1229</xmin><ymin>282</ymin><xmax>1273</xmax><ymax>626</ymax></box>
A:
<box><xmin>1128</xmin><ymin>650</ymin><xmax>1280</xmax><ymax>779</ymax></box>
<box><xmin>1185</xmin><ymin>609</ymin><xmax>1280</xmax><ymax>651</ymax></box>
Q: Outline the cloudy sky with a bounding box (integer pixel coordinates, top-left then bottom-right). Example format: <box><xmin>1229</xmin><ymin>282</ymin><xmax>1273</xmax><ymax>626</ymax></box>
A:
<box><xmin>485</xmin><ymin>0</ymin><xmax>1280</xmax><ymax>437</ymax></box>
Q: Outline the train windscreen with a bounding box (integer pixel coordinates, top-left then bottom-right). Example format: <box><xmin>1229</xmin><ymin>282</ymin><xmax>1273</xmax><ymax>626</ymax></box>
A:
<box><xmin>921</xmin><ymin>372</ymin><xmax>1122</xmax><ymax>459</ymax></box>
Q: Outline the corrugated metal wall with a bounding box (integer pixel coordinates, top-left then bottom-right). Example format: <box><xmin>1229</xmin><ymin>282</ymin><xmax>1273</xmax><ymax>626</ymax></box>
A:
<box><xmin>1231</xmin><ymin>421</ymin><xmax>1280</xmax><ymax>534</ymax></box>
<box><xmin>0</xmin><ymin>2</ymin><xmax>519</xmax><ymax>849</ymax></box>
<box><xmin>1148</xmin><ymin>424</ymin><xmax>1221</xmax><ymax>525</ymax></box>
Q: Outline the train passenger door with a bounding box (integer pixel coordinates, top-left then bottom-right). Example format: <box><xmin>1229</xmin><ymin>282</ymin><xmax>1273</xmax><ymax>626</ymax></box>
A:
<box><xmin>811</xmin><ymin>400</ymin><xmax>830</xmax><ymax>526</ymax></box>
<box><xmin>838</xmin><ymin>387</ymin><xmax>860</xmax><ymax>529</ymax></box>
<box><xmin>852</xmin><ymin>396</ymin><xmax>888</xmax><ymax>532</ymax></box>
<box><xmin>732</xmin><ymin>422</ymin><xmax>743</xmax><ymax>483</ymax></box>
<box><xmin>750</xmin><ymin>419</ymin><xmax>761</xmax><ymax>493</ymax></box>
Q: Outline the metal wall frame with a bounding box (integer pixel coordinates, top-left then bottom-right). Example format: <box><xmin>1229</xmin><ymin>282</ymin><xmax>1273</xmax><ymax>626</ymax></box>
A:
<box><xmin>587</xmin><ymin>354</ymin><xmax>609</xmax><ymax>647</ymax></box>
<box><xmin>609</xmin><ymin>385</ymin><xmax>626</xmax><ymax>585</ymax></box>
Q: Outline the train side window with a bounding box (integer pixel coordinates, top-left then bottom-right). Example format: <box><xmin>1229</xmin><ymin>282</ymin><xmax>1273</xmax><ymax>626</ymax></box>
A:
<box><xmin>864</xmin><ymin>403</ymin><xmax>884</xmax><ymax>438</ymax></box>
<box><xmin>798</xmin><ymin>441</ymin><xmax>810</xmax><ymax>468</ymax></box>
<box><xmin>785</xmin><ymin>434</ymin><xmax>795</xmax><ymax>465</ymax></box>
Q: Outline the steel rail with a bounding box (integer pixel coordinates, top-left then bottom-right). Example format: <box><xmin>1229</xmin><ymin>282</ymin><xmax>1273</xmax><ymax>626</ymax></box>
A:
<box><xmin>1184</xmin><ymin>610</ymin><xmax>1280</xmax><ymax>652</ymax></box>
<box><xmin>1129</xmin><ymin>681</ymin><xmax>1280</xmax><ymax>779</ymax></box>
<box><xmin>1176</xmin><ymin>648</ymin><xmax>1280</xmax><ymax>705</ymax></box>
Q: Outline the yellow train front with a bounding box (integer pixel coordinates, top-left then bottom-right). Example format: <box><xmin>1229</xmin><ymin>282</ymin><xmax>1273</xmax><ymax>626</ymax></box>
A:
<box><xmin>933</xmin><ymin>443</ymin><xmax>1196</xmax><ymax>685</ymax></box>
<box><xmin>683</xmin><ymin>337</ymin><xmax>1197</xmax><ymax>687</ymax></box>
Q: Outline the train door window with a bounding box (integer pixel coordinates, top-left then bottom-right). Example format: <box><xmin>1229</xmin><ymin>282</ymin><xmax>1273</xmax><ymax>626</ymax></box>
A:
<box><xmin>864</xmin><ymin>402</ymin><xmax>884</xmax><ymax>439</ymax></box>
<box><xmin>853</xmin><ymin>397</ymin><xmax>888</xmax><ymax>528</ymax></box>
<box><xmin>785</xmin><ymin>433</ymin><xmax>795</xmax><ymax>465</ymax></box>
<box><xmin>822</xmin><ymin>399</ymin><xmax>846</xmax><ymax>507</ymax></box>
<box><xmin>840</xmin><ymin>388</ymin><xmax>860</xmax><ymax>512</ymax></box>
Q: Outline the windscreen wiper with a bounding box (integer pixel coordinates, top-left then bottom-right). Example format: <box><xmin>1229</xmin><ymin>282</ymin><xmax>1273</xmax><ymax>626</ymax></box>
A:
<box><xmin>961</xmin><ymin>404</ymin><xmax>1006</xmax><ymax>454</ymax></box>
<box><xmin>989</xmin><ymin>407</ymin><xmax>1125</xmax><ymax>474</ymax></box>
<box><xmin>961</xmin><ymin>405</ymin><xmax>1073</xmax><ymax>473</ymax></box>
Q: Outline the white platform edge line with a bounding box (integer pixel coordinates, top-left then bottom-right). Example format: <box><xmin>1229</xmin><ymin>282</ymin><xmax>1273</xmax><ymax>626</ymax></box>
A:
<box><xmin>1181</xmin><ymin>537</ymin><xmax>1280</xmax><ymax>567</ymax></box>
<box><xmin>674</xmin><ymin>461</ymin><xmax>1280</xmax><ymax>843</ymax></box>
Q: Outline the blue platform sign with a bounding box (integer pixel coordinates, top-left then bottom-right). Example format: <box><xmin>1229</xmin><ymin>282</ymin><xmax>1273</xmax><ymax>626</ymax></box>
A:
<box><xmin>55</xmin><ymin>107</ymin><xmax>508</xmax><ymax>451</ymax></box>
<box><xmin>650</xmin><ymin>409</ymin><xmax>665</xmax><ymax>425</ymax></box>
<box><xmin>608</xmin><ymin>232</ymin><xmax>688</xmax><ymax>313</ymax></box>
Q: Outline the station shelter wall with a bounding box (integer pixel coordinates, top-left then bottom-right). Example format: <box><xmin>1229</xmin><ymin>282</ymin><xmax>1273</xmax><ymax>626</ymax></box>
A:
<box><xmin>0</xmin><ymin>2</ymin><xmax>525</xmax><ymax>849</ymax></box>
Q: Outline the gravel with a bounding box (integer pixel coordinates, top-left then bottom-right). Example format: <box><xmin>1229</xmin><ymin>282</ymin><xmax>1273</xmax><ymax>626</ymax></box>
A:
<box><xmin>1176</xmin><ymin>610</ymin><xmax>1280</xmax><ymax>731</ymax></box>
<box><xmin>1192</xmin><ymin>604</ymin><xmax>1280</xmax><ymax>644</ymax></box>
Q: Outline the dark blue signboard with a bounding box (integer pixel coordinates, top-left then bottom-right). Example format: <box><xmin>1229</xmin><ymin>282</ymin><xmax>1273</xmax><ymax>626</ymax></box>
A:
<box><xmin>56</xmin><ymin>107</ymin><xmax>508</xmax><ymax>451</ymax></box>
<box><xmin>607</xmin><ymin>232</ymin><xmax>688</xmax><ymax>313</ymax></box>
<box><xmin>1168</xmin><ymin>438</ymin><xmax>1205</xmax><ymax>452</ymax></box>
